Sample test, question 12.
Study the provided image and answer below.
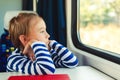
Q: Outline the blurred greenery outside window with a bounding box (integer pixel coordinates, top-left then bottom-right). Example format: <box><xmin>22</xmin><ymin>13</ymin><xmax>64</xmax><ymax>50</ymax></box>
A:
<box><xmin>79</xmin><ymin>0</ymin><xmax>120</xmax><ymax>54</ymax></box>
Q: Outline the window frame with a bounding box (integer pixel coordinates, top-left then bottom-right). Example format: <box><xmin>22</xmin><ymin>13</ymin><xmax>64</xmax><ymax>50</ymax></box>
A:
<box><xmin>71</xmin><ymin>0</ymin><xmax>120</xmax><ymax>64</ymax></box>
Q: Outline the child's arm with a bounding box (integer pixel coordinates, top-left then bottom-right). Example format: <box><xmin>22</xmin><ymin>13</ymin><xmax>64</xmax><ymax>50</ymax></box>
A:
<box><xmin>49</xmin><ymin>40</ymin><xmax>79</xmax><ymax>68</ymax></box>
<box><xmin>7</xmin><ymin>41</ymin><xmax>55</xmax><ymax>75</ymax></box>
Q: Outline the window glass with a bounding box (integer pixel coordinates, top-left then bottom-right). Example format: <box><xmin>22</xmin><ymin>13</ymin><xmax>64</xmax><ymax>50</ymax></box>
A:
<box><xmin>79</xmin><ymin>0</ymin><xmax>120</xmax><ymax>54</ymax></box>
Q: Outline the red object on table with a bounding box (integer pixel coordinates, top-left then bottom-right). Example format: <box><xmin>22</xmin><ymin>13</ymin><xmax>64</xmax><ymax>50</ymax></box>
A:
<box><xmin>8</xmin><ymin>74</ymin><xmax>70</xmax><ymax>80</ymax></box>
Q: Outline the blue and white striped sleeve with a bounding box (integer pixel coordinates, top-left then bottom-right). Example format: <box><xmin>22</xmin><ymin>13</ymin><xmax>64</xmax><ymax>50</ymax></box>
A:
<box><xmin>49</xmin><ymin>40</ymin><xmax>79</xmax><ymax>68</ymax></box>
<box><xmin>7</xmin><ymin>41</ymin><xmax>55</xmax><ymax>75</ymax></box>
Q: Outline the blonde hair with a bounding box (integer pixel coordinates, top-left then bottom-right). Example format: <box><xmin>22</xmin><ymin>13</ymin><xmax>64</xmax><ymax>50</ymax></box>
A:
<box><xmin>9</xmin><ymin>12</ymin><xmax>39</xmax><ymax>50</ymax></box>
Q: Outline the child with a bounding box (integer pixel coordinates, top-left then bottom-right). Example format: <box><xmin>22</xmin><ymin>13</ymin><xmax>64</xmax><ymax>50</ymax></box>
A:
<box><xmin>7</xmin><ymin>12</ymin><xmax>79</xmax><ymax>75</ymax></box>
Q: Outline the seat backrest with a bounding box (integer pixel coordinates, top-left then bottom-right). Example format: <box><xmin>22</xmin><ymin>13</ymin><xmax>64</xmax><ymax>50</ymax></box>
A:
<box><xmin>4</xmin><ymin>11</ymin><xmax>37</xmax><ymax>30</ymax></box>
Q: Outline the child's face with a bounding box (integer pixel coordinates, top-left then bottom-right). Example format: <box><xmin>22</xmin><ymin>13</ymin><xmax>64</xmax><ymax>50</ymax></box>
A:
<box><xmin>27</xmin><ymin>17</ymin><xmax>50</xmax><ymax>44</ymax></box>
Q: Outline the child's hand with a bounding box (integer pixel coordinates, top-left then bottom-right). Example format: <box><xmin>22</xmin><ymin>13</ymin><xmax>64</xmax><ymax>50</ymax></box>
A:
<box><xmin>46</xmin><ymin>40</ymin><xmax>51</xmax><ymax>51</ymax></box>
<box><xmin>23</xmin><ymin>39</ymin><xmax>37</xmax><ymax>61</ymax></box>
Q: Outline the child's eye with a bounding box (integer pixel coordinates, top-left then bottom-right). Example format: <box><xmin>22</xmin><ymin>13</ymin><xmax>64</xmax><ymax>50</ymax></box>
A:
<box><xmin>40</xmin><ymin>30</ymin><xmax>45</xmax><ymax>33</ymax></box>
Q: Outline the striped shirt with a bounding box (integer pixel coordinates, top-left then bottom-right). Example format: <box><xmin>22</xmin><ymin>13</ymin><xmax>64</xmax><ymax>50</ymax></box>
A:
<box><xmin>7</xmin><ymin>40</ymin><xmax>79</xmax><ymax>75</ymax></box>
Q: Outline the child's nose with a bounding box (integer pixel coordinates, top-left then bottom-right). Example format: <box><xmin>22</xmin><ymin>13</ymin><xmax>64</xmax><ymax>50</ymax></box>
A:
<box><xmin>46</xmin><ymin>32</ymin><xmax>50</xmax><ymax>38</ymax></box>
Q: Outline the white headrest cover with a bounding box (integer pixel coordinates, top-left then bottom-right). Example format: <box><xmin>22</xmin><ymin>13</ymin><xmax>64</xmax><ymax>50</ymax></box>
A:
<box><xmin>4</xmin><ymin>11</ymin><xmax>37</xmax><ymax>30</ymax></box>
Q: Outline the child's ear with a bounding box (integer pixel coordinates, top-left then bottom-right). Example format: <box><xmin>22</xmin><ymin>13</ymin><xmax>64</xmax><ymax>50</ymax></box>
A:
<box><xmin>19</xmin><ymin>35</ymin><xmax>28</xmax><ymax>46</ymax></box>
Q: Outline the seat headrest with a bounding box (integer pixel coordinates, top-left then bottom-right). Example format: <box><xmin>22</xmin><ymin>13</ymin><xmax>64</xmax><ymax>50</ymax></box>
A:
<box><xmin>4</xmin><ymin>11</ymin><xmax>37</xmax><ymax>30</ymax></box>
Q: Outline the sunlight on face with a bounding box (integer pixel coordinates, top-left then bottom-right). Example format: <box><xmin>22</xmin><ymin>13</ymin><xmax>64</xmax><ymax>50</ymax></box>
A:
<box><xmin>28</xmin><ymin>17</ymin><xmax>50</xmax><ymax>44</ymax></box>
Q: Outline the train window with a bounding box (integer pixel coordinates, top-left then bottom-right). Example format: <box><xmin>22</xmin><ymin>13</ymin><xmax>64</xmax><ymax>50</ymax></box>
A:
<box><xmin>72</xmin><ymin>0</ymin><xmax>120</xmax><ymax>64</ymax></box>
<box><xmin>79</xmin><ymin>0</ymin><xmax>120</xmax><ymax>54</ymax></box>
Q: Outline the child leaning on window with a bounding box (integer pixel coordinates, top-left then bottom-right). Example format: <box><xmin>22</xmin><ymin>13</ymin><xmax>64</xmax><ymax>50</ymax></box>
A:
<box><xmin>7</xmin><ymin>12</ymin><xmax>79</xmax><ymax>75</ymax></box>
